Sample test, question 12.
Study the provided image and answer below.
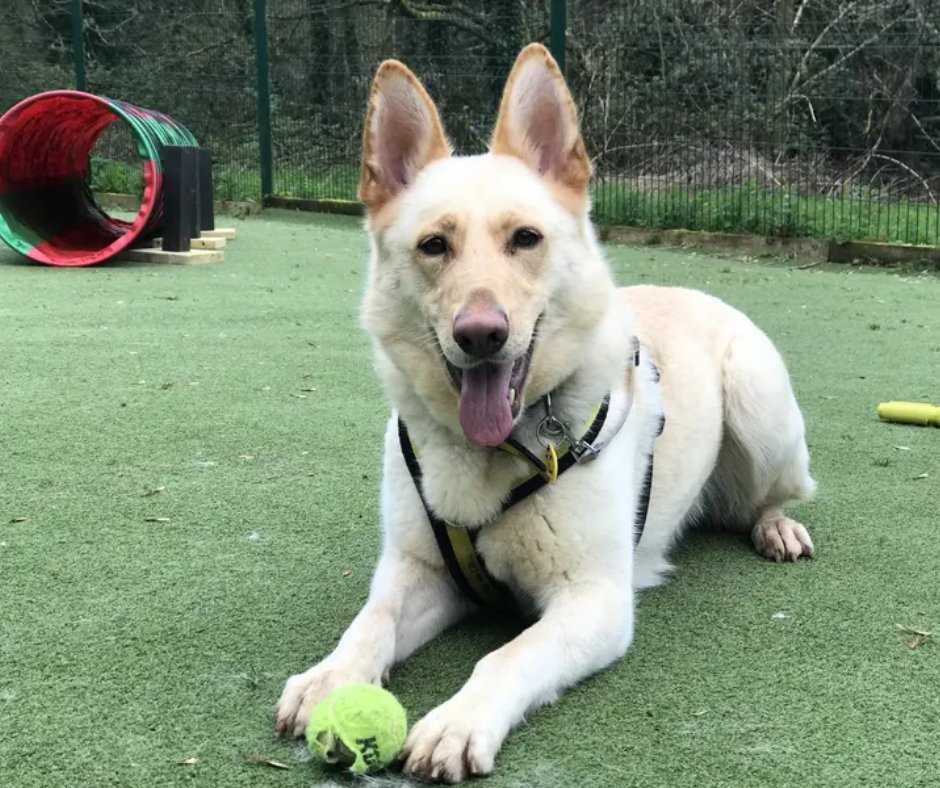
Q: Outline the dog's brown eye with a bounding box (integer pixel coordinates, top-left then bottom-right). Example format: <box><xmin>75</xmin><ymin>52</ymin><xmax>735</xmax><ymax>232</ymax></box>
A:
<box><xmin>511</xmin><ymin>228</ymin><xmax>542</xmax><ymax>250</ymax></box>
<box><xmin>418</xmin><ymin>236</ymin><xmax>448</xmax><ymax>256</ymax></box>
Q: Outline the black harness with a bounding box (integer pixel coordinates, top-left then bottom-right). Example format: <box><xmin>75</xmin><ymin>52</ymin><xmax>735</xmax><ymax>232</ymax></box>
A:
<box><xmin>398</xmin><ymin>377</ymin><xmax>661</xmax><ymax>608</ymax></box>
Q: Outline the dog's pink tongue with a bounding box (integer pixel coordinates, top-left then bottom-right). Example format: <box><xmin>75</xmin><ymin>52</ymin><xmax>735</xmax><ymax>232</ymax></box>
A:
<box><xmin>459</xmin><ymin>363</ymin><xmax>513</xmax><ymax>447</ymax></box>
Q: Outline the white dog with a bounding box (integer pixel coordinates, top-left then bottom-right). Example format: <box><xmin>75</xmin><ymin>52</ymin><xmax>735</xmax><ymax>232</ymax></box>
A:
<box><xmin>276</xmin><ymin>43</ymin><xmax>815</xmax><ymax>783</ymax></box>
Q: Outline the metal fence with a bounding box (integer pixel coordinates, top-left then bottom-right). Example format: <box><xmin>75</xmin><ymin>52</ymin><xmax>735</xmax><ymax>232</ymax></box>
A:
<box><xmin>4</xmin><ymin>0</ymin><xmax>940</xmax><ymax>246</ymax></box>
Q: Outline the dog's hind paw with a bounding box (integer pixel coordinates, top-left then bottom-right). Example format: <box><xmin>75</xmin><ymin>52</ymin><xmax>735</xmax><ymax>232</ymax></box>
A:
<box><xmin>752</xmin><ymin>515</ymin><xmax>814</xmax><ymax>562</ymax></box>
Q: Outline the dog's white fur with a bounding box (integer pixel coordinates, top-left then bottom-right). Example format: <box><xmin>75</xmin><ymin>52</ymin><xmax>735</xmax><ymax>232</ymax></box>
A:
<box><xmin>276</xmin><ymin>45</ymin><xmax>816</xmax><ymax>782</ymax></box>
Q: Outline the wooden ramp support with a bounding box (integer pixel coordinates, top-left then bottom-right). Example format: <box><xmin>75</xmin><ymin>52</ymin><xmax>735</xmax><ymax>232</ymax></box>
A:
<box><xmin>118</xmin><ymin>146</ymin><xmax>239</xmax><ymax>265</ymax></box>
<box><xmin>121</xmin><ymin>248</ymin><xmax>224</xmax><ymax>265</ymax></box>
<box><xmin>202</xmin><ymin>227</ymin><xmax>237</xmax><ymax>240</ymax></box>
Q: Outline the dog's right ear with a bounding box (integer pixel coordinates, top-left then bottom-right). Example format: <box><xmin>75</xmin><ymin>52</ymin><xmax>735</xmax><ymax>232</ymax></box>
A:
<box><xmin>358</xmin><ymin>60</ymin><xmax>451</xmax><ymax>213</ymax></box>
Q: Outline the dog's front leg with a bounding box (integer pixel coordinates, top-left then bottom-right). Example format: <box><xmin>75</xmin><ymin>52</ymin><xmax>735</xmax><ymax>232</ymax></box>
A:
<box><xmin>402</xmin><ymin>579</ymin><xmax>633</xmax><ymax>782</ymax></box>
<box><xmin>275</xmin><ymin>548</ymin><xmax>468</xmax><ymax>737</ymax></box>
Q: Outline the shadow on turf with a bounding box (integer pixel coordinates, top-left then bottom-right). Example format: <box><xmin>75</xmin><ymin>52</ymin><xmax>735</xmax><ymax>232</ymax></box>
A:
<box><xmin>387</xmin><ymin>528</ymin><xmax>757</xmax><ymax>681</ymax></box>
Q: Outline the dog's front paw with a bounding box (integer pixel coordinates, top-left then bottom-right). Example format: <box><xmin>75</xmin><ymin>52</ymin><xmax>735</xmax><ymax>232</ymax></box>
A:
<box><xmin>274</xmin><ymin>662</ymin><xmax>374</xmax><ymax>738</ymax></box>
<box><xmin>401</xmin><ymin>696</ymin><xmax>503</xmax><ymax>783</ymax></box>
<box><xmin>753</xmin><ymin>515</ymin><xmax>814</xmax><ymax>562</ymax></box>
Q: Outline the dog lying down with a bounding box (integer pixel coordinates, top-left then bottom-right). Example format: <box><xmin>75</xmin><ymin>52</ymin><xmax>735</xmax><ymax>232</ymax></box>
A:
<box><xmin>275</xmin><ymin>43</ymin><xmax>815</xmax><ymax>783</ymax></box>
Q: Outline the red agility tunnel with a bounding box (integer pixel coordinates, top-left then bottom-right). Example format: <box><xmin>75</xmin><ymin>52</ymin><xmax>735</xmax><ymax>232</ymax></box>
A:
<box><xmin>0</xmin><ymin>90</ymin><xmax>198</xmax><ymax>266</ymax></box>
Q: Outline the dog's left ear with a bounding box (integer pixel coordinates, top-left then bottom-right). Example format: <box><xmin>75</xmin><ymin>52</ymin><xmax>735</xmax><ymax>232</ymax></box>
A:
<box><xmin>490</xmin><ymin>43</ymin><xmax>591</xmax><ymax>194</ymax></box>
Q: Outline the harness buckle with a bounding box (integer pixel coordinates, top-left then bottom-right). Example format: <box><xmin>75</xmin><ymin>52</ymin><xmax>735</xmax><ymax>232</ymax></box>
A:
<box><xmin>570</xmin><ymin>439</ymin><xmax>600</xmax><ymax>464</ymax></box>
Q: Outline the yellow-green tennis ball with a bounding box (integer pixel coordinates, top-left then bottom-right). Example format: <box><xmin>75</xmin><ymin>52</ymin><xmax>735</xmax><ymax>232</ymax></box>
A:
<box><xmin>305</xmin><ymin>684</ymin><xmax>407</xmax><ymax>774</ymax></box>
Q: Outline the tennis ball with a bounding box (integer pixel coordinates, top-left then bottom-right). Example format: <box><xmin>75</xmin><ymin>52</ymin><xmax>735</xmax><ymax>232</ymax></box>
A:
<box><xmin>305</xmin><ymin>684</ymin><xmax>408</xmax><ymax>774</ymax></box>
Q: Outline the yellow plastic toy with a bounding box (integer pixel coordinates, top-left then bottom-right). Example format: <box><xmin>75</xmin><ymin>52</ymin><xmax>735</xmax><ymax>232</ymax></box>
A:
<box><xmin>877</xmin><ymin>401</ymin><xmax>940</xmax><ymax>427</ymax></box>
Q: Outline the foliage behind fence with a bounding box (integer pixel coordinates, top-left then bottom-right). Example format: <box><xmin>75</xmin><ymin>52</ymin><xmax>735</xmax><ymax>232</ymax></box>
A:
<box><xmin>4</xmin><ymin>1</ymin><xmax>940</xmax><ymax>245</ymax></box>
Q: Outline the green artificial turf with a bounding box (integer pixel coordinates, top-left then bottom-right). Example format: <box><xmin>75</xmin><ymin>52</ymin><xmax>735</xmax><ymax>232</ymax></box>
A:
<box><xmin>1</xmin><ymin>210</ymin><xmax>938</xmax><ymax>787</ymax></box>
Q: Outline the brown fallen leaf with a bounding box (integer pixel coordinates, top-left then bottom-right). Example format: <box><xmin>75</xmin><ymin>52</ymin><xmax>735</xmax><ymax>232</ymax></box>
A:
<box><xmin>342</xmin><ymin>569</ymin><xmax>352</xmax><ymax>577</ymax></box>
<box><xmin>896</xmin><ymin>623</ymin><xmax>932</xmax><ymax>650</ymax></box>
<box><xmin>9</xmin><ymin>517</ymin><xmax>28</xmax><ymax>524</ymax></box>
<box><xmin>242</xmin><ymin>756</ymin><xmax>290</xmax><ymax>770</ymax></box>
<box><xmin>142</xmin><ymin>486</ymin><xmax>165</xmax><ymax>497</ymax></box>
<box><xmin>178</xmin><ymin>757</ymin><xmax>199</xmax><ymax>766</ymax></box>
<box><xmin>145</xmin><ymin>517</ymin><xmax>171</xmax><ymax>523</ymax></box>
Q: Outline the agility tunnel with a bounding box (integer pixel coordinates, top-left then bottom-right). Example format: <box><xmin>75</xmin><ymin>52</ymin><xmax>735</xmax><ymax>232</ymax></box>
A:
<box><xmin>0</xmin><ymin>90</ymin><xmax>198</xmax><ymax>266</ymax></box>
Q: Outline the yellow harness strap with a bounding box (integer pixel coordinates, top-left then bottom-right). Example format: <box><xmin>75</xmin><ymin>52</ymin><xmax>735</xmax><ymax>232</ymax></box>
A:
<box><xmin>443</xmin><ymin>524</ymin><xmax>504</xmax><ymax>604</ymax></box>
<box><xmin>399</xmin><ymin>399</ymin><xmax>606</xmax><ymax>606</ymax></box>
<box><xmin>402</xmin><ymin>435</ymin><xmax>506</xmax><ymax>605</ymax></box>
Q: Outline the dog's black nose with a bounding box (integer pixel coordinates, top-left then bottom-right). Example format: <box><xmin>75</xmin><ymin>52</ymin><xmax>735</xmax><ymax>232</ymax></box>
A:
<box><xmin>453</xmin><ymin>305</ymin><xmax>509</xmax><ymax>358</ymax></box>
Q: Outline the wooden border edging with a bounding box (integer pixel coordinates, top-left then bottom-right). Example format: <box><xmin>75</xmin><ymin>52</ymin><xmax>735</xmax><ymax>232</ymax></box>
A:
<box><xmin>599</xmin><ymin>226</ymin><xmax>830</xmax><ymax>262</ymax></box>
<box><xmin>96</xmin><ymin>192</ymin><xmax>260</xmax><ymax>218</ymax></box>
<box><xmin>264</xmin><ymin>196</ymin><xmax>364</xmax><ymax>216</ymax></box>
<box><xmin>598</xmin><ymin>226</ymin><xmax>940</xmax><ymax>268</ymax></box>
<box><xmin>828</xmin><ymin>240</ymin><xmax>940</xmax><ymax>267</ymax></box>
<box><xmin>264</xmin><ymin>196</ymin><xmax>939</xmax><ymax>268</ymax></box>
<box><xmin>98</xmin><ymin>192</ymin><xmax>940</xmax><ymax>268</ymax></box>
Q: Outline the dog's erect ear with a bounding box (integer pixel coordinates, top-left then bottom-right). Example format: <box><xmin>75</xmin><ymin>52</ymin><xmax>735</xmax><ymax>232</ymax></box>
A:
<box><xmin>490</xmin><ymin>43</ymin><xmax>591</xmax><ymax>194</ymax></box>
<box><xmin>358</xmin><ymin>60</ymin><xmax>451</xmax><ymax>212</ymax></box>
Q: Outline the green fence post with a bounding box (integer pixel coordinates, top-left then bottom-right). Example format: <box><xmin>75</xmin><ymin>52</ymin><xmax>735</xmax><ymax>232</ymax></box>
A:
<box><xmin>549</xmin><ymin>0</ymin><xmax>566</xmax><ymax>76</ymax></box>
<box><xmin>253</xmin><ymin>0</ymin><xmax>274</xmax><ymax>201</ymax></box>
<box><xmin>71</xmin><ymin>0</ymin><xmax>86</xmax><ymax>91</ymax></box>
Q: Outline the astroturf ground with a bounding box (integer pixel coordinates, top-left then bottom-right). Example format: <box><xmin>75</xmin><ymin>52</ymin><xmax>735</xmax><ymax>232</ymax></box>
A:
<box><xmin>1</xmin><ymin>210</ymin><xmax>937</xmax><ymax>787</ymax></box>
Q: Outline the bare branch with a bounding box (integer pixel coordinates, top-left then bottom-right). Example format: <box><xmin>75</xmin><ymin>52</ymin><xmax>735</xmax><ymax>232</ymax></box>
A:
<box><xmin>870</xmin><ymin>152</ymin><xmax>936</xmax><ymax>203</ymax></box>
<box><xmin>791</xmin><ymin>0</ymin><xmax>810</xmax><ymax>33</ymax></box>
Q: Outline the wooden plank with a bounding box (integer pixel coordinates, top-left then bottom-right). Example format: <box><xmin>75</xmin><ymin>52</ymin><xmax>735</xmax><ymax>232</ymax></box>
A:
<box><xmin>144</xmin><ymin>236</ymin><xmax>226</xmax><ymax>250</ymax></box>
<box><xmin>120</xmin><ymin>248</ymin><xmax>224</xmax><ymax>265</ymax></box>
<box><xmin>202</xmin><ymin>227</ymin><xmax>237</xmax><ymax>240</ymax></box>
<box><xmin>191</xmin><ymin>236</ymin><xmax>227</xmax><ymax>250</ymax></box>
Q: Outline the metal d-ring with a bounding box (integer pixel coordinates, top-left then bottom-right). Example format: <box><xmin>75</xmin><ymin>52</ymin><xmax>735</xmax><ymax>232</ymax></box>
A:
<box><xmin>537</xmin><ymin>392</ymin><xmax>569</xmax><ymax>449</ymax></box>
